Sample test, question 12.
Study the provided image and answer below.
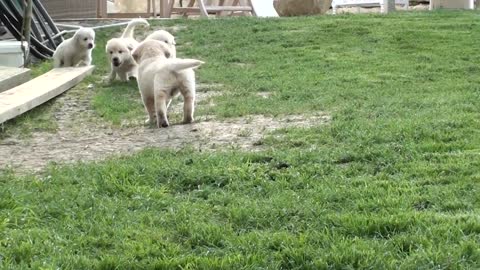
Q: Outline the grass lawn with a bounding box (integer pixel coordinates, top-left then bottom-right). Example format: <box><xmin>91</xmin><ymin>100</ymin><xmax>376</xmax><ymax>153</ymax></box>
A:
<box><xmin>2</xmin><ymin>10</ymin><xmax>480</xmax><ymax>269</ymax></box>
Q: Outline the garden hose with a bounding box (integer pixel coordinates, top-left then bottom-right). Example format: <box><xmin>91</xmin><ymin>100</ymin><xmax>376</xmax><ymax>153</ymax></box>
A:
<box><xmin>0</xmin><ymin>0</ymin><xmax>64</xmax><ymax>60</ymax></box>
<box><xmin>0</xmin><ymin>2</ymin><xmax>50</xmax><ymax>59</ymax></box>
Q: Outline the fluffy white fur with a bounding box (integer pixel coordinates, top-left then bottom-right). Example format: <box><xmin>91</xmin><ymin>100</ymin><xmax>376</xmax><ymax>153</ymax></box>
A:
<box><xmin>132</xmin><ymin>40</ymin><xmax>203</xmax><ymax>128</ymax></box>
<box><xmin>145</xmin><ymin>30</ymin><xmax>177</xmax><ymax>58</ymax></box>
<box><xmin>53</xmin><ymin>28</ymin><xmax>95</xmax><ymax>68</ymax></box>
<box><xmin>105</xmin><ymin>18</ymin><xmax>150</xmax><ymax>82</ymax></box>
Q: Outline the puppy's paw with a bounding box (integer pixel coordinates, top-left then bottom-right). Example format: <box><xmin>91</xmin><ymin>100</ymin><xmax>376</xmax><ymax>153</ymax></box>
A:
<box><xmin>182</xmin><ymin>116</ymin><xmax>194</xmax><ymax>124</ymax></box>
<box><xmin>157</xmin><ymin>119</ymin><xmax>170</xmax><ymax>128</ymax></box>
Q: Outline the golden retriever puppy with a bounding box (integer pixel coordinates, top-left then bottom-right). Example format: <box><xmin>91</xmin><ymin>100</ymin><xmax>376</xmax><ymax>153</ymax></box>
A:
<box><xmin>145</xmin><ymin>30</ymin><xmax>176</xmax><ymax>58</ymax></box>
<box><xmin>105</xmin><ymin>18</ymin><xmax>149</xmax><ymax>82</ymax></box>
<box><xmin>53</xmin><ymin>27</ymin><xmax>95</xmax><ymax>68</ymax></box>
<box><xmin>132</xmin><ymin>40</ymin><xmax>204</xmax><ymax>128</ymax></box>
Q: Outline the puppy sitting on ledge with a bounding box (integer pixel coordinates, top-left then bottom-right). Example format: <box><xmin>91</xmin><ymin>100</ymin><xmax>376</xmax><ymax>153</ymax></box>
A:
<box><xmin>132</xmin><ymin>40</ymin><xmax>204</xmax><ymax>128</ymax></box>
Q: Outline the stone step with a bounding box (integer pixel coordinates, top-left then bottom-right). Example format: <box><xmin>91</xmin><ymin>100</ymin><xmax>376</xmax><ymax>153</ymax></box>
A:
<box><xmin>0</xmin><ymin>66</ymin><xmax>30</xmax><ymax>93</ymax></box>
<box><xmin>0</xmin><ymin>66</ymin><xmax>94</xmax><ymax>124</ymax></box>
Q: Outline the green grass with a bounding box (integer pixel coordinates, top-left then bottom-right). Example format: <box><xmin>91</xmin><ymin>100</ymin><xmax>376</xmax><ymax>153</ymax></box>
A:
<box><xmin>0</xmin><ymin>98</ymin><xmax>59</xmax><ymax>139</ymax></box>
<box><xmin>0</xmin><ymin>52</ymin><xmax>58</xmax><ymax>139</ymax></box>
<box><xmin>0</xmin><ymin>61</ymin><xmax>58</xmax><ymax>139</ymax></box>
<box><xmin>2</xmin><ymin>10</ymin><xmax>480</xmax><ymax>269</ymax></box>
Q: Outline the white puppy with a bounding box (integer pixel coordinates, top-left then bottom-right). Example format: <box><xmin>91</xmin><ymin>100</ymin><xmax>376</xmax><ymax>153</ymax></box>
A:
<box><xmin>53</xmin><ymin>27</ymin><xmax>95</xmax><ymax>68</ymax></box>
<box><xmin>145</xmin><ymin>30</ymin><xmax>177</xmax><ymax>58</ymax></box>
<box><xmin>105</xmin><ymin>18</ymin><xmax>149</xmax><ymax>82</ymax></box>
<box><xmin>132</xmin><ymin>40</ymin><xmax>203</xmax><ymax>128</ymax></box>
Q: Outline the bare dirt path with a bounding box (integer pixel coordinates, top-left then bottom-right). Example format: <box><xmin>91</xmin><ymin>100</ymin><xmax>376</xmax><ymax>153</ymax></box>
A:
<box><xmin>0</xmin><ymin>86</ymin><xmax>329</xmax><ymax>172</ymax></box>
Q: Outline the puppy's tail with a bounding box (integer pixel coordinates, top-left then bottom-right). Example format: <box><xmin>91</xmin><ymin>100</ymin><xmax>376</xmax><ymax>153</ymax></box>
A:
<box><xmin>121</xmin><ymin>18</ymin><xmax>149</xmax><ymax>39</ymax></box>
<box><xmin>167</xmin><ymin>59</ymin><xmax>204</xmax><ymax>72</ymax></box>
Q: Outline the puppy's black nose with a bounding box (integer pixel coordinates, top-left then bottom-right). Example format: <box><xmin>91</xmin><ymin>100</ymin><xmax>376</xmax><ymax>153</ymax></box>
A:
<box><xmin>88</xmin><ymin>43</ymin><xmax>93</xmax><ymax>49</ymax></box>
<box><xmin>112</xmin><ymin>57</ymin><xmax>120</xmax><ymax>66</ymax></box>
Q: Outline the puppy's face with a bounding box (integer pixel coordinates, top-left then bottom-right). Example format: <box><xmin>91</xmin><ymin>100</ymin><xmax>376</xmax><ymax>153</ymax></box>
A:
<box><xmin>132</xmin><ymin>40</ymin><xmax>171</xmax><ymax>64</ymax></box>
<box><xmin>74</xmin><ymin>28</ymin><xmax>95</xmax><ymax>50</ymax></box>
<box><xmin>106</xmin><ymin>38</ymin><xmax>133</xmax><ymax>67</ymax></box>
<box><xmin>157</xmin><ymin>33</ymin><xmax>176</xmax><ymax>46</ymax></box>
<box><xmin>148</xmin><ymin>30</ymin><xmax>176</xmax><ymax>46</ymax></box>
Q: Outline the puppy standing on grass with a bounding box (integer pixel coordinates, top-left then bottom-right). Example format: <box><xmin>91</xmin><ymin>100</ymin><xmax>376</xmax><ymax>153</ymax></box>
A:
<box><xmin>132</xmin><ymin>40</ymin><xmax>204</xmax><ymax>128</ymax></box>
<box><xmin>145</xmin><ymin>30</ymin><xmax>177</xmax><ymax>58</ymax></box>
<box><xmin>105</xmin><ymin>18</ymin><xmax>150</xmax><ymax>82</ymax></box>
<box><xmin>53</xmin><ymin>27</ymin><xmax>95</xmax><ymax>68</ymax></box>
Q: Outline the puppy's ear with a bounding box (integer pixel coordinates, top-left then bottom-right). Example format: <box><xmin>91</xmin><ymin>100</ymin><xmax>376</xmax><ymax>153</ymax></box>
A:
<box><xmin>73</xmin><ymin>31</ymin><xmax>80</xmax><ymax>42</ymax></box>
<box><xmin>73</xmin><ymin>27</ymin><xmax>86</xmax><ymax>41</ymax></box>
<box><xmin>132</xmin><ymin>48</ymin><xmax>140</xmax><ymax>63</ymax></box>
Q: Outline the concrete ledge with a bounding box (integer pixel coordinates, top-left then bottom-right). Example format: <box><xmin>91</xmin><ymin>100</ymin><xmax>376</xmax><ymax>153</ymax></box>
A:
<box><xmin>0</xmin><ymin>66</ymin><xmax>94</xmax><ymax>124</ymax></box>
<box><xmin>0</xmin><ymin>66</ymin><xmax>31</xmax><ymax>93</ymax></box>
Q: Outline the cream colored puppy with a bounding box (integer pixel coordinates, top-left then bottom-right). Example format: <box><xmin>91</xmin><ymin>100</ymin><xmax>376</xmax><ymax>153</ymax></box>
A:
<box><xmin>53</xmin><ymin>27</ymin><xmax>95</xmax><ymax>68</ymax></box>
<box><xmin>105</xmin><ymin>18</ymin><xmax>149</xmax><ymax>82</ymax></box>
<box><xmin>132</xmin><ymin>40</ymin><xmax>204</xmax><ymax>128</ymax></box>
<box><xmin>145</xmin><ymin>30</ymin><xmax>176</xmax><ymax>58</ymax></box>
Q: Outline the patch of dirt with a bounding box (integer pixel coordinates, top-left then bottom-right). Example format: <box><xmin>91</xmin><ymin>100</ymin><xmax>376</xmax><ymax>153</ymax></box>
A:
<box><xmin>256</xmin><ymin>92</ymin><xmax>272</xmax><ymax>99</ymax></box>
<box><xmin>176</xmin><ymin>41</ymin><xmax>192</xmax><ymax>49</ymax></box>
<box><xmin>164</xmin><ymin>25</ymin><xmax>188</xmax><ymax>33</ymax></box>
<box><xmin>0</xmin><ymin>116</ymin><xmax>329</xmax><ymax>173</ymax></box>
<box><xmin>0</xmin><ymin>84</ymin><xmax>329</xmax><ymax>173</ymax></box>
<box><xmin>232</xmin><ymin>62</ymin><xmax>254</xmax><ymax>68</ymax></box>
